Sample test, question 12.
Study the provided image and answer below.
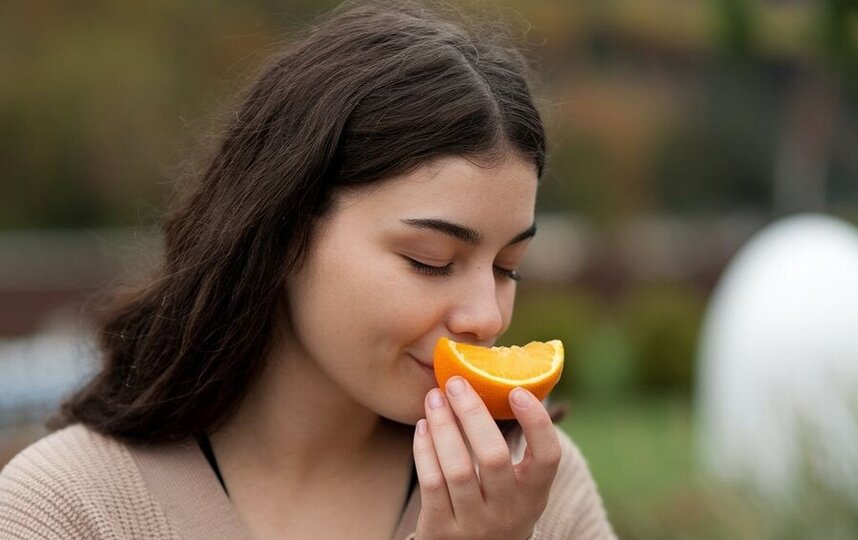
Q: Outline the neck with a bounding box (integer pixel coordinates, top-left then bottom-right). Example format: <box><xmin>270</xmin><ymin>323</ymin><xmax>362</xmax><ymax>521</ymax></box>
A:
<box><xmin>206</xmin><ymin>333</ymin><xmax>416</xmax><ymax>539</ymax></box>
<box><xmin>209</xmin><ymin>334</ymin><xmax>411</xmax><ymax>488</ymax></box>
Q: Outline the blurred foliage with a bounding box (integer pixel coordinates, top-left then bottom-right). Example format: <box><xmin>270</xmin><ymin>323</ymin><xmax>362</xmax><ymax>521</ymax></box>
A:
<box><xmin>572</xmin><ymin>319</ymin><xmax>637</xmax><ymax>401</ymax></box>
<box><xmin>2</xmin><ymin>0</ymin><xmax>856</xmax><ymax>229</ymax></box>
<box><xmin>712</xmin><ymin>0</ymin><xmax>759</xmax><ymax>60</ymax></box>
<box><xmin>622</xmin><ymin>285</ymin><xmax>705</xmax><ymax>394</ymax></box>
<box><xmin>649</xmin><ymin>68</ymin><xmax>778</xmax><ymax>214</ymax></box>
<box><xmin>540</xmin><ymin>134</ymin><xmax>611</xmax><ymax>220</ymax></box>
<box><xmin>503</xmin><ymin>284</ymin><xmax>705</xmax><ymax>399</ymax></box>
<box><xmin>819</xmin><ymin>0</ymin><xmax>858</xmax><ymax>88</ymax></box>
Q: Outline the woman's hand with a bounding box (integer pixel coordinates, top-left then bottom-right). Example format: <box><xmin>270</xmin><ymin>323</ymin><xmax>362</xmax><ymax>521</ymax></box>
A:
<box><xmin>412</xmin><ymin>376</ymin><xmax>561</xmax><ymax>540</ymax></box>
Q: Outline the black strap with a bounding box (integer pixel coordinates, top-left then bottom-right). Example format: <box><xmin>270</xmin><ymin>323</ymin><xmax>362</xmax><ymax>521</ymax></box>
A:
<box><xmin>196</xmin><ymin>433</ymin><xmax>417</xmax><ymax>517</ymax></box>
<box><xmin>195</xmin><ymin>433</ymin><xmax>228</xmax><ymax>496</ymax></box>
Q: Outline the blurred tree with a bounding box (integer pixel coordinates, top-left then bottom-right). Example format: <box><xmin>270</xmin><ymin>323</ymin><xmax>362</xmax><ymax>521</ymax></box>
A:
<box><xmin>819</xmin><ymin>0</ymin><xmax>858</xmax><ymax>85</ymax></box>
<box><xmin>0</xmin><ymin>0</ymin><xmax>331</xmax><ymax>229</ymax></box>
<box><xmin>649</xmin><ymin>68</ymin><xmax>776</xmax><ymax>214</ymax></box>
<box><xmin>1</xmin><ymin>0</ymin><xmax>855</xmax><ymax>230</ymax></box>
<box><xmin>712</xmin><ymin>0</ymin><xmax>758</xmax><ymax>61</ymax></box>
<box><xmin>622</xmin><ymin>285</ymin><xmax>704</xmax><ymax>394</ymax></box>
<box><xmin>539</xmin><ymin>134</ymin><xmax>611</xmax><ymax>219</ymax></box>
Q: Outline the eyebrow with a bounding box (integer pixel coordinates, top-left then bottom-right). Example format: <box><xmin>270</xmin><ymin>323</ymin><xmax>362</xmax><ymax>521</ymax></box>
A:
<box><xmin>401</xmin><ymin>218</ymin><xmax>537</xmax><ymax>247</ymax></box>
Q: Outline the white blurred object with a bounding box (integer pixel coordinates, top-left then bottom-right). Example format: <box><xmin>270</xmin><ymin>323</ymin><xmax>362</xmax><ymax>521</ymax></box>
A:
<box><xmin>696</xmin><ymin>214</ymin><xmax>858</xmax><ymax>503</ymax></box>
<box><xmin>0</xmin><ymin>322</ymin><xmax>98</xmax><ymax>429</ymax></box>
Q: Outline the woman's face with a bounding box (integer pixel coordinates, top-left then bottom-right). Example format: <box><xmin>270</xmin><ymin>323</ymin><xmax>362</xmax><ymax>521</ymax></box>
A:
<box><xmin>283</xmin><ymin>154</ymin><xmax>538</xmax><ymax>424</ymax></box>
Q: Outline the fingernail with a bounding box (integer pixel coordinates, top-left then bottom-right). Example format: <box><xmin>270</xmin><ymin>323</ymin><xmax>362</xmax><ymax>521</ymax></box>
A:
<box><xmin>428</xmin><ymin>389</ymin><xmax>445</xmax><ymax>409</ymax></box>
<box><xmin>416</xmin><ymin>419</ymin><xmax>427</xmax><ymax>435</ymax></box>
<box><xmin>511</xmin><ymin>387</ymin><xmax>532</xmax><ymax>409</ymax></box>
<box><xmin>446</xmin><ymin>377</ymin><xmax>466</xmax><ymax>397</ymax></box>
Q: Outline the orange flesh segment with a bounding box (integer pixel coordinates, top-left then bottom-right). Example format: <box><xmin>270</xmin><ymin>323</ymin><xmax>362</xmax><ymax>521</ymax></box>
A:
<box><xmin>453</xmin><ymin>341</ymin><xmax>556</xmax><ymax>380</ymax></box>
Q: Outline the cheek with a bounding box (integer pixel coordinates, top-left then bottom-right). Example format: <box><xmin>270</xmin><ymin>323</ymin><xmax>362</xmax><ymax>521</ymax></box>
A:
<box><xmin>365</xmin><ymin>261</ymin><xmax>447</xmax><ymax>341</ymax></box>
<box><xmin>294</xmin><ymin>243</ymin><xmax>439</xmax><ymax>354</ymax></box>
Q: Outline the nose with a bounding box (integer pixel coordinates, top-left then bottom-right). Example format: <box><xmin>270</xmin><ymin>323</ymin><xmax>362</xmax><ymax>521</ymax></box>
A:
<box><xmin>445</xmin><ymin>269</ymin><xmax>506</xmax><ymax>344</ymax></box>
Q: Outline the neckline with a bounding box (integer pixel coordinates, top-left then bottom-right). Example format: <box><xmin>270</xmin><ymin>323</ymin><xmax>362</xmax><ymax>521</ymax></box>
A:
<box><xmin>195</xmin><ymin>433</ymin><xmax>228</xmax><ymax>495</ymax></box>
<box><xmin>193</xmin><ymin>433</ymin><xmax>418</xmax><ymax>520</ymax></box>
<box><xmin>129</xmin><ymin>436</ymin><xmax>253</xmax><ymax>540</ymax></box>
<box><xmin>129</xmin><ymin>427</ymin><xmax>524</xmax><ymax>540</ymax></box>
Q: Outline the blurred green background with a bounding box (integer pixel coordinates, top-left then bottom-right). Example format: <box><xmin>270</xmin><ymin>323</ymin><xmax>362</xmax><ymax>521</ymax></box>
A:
<box><xmin>1</xmin><ymin>0</ymin><xmax>857</xmax><ymax>538</ymax></box>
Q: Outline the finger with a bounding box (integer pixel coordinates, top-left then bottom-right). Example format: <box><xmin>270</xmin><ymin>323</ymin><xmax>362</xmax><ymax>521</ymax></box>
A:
<box><xmin>425</xmin><ymin>388</ymin><xmax>484</xmax><ymax>517</ymax></box>
<box><xmin>413</xmin><ymin>418</ymin><xmax>454</xmax><ymax>524</ymax></box>
<box><xmin>443</xmin><ymin>376</ymin><xmax>516</xmax><ymax>503</ymax></box>
<box><xmin>509</xmin><ymin>387</ymin><xmax>562</xmax><ymax>492</ymax></box>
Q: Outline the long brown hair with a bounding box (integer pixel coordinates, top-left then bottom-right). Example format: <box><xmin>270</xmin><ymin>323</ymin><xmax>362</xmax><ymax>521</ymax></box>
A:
<box><xmin>54</xmin><ymin>0</ymin><xmax>547</xmax><ymax>443</ymax></box>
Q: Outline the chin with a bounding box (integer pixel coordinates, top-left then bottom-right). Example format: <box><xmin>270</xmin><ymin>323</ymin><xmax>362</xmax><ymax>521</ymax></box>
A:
<box><xmin>378</xmin><ymin>403</ymin><xmax>425</xmax><ymax>426</ymax></box>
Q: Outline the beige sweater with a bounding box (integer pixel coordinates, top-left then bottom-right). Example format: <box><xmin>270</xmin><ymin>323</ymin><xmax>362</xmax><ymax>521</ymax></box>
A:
<box><xmin>0</xmin><ymin>424</ymin><xmax>616</xmax><ymax>539</ymax></box>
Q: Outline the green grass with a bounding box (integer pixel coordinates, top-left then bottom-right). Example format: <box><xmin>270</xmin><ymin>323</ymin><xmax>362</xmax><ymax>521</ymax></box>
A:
<box><xmin>559</xmin><ymin>396</ymin><xmax>695</xmax><ymax>504</ymax></box>
<box><xmin>555</xmin><ymin>396</ymin><xmax>858</xmax><ymax>540</ymax></box>
<box><xmin>558</xmin><ymin>396</ymin><xmax>717</xmax><ymax>539</ymax></box>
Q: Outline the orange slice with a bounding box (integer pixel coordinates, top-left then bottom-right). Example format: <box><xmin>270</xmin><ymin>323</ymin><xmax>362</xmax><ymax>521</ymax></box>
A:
<box><xmin>433</xmin><ymin>337</ymin><xmax>564</xmax><ymax>419</ymax></box>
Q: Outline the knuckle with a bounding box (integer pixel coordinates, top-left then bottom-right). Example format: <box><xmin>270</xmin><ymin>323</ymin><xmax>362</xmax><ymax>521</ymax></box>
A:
<box><xmin>540</xmin><ymin>441</ymin><xmax>562</xmax><ymax>467</ymax></box>
<box><xmin>422</xmin><ymin>474</ymin><xmax>447</xmax><ymax>493</ymax></box>
<box><xmin>455</xmin><ymin>397</ymin><xmax>485</xmax><ymax>417</ymax></box>
<box><xmin>445</xmin><ymin>465</ymin><xmax>475</xmax><ymax>486</ymax></box>
<box><xmin>536</xmin><ymin>452</ymin><xmax>561</xmax><ymax>472</ymax></box>
<box><xmin>479</xmin><ymin>447</ymin><xmax>511</xmax><ymax>471</ymax></box>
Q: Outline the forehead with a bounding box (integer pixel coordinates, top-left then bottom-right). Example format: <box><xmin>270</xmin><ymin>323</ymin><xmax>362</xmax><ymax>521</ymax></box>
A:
<box><xmin>332</xmin><ymin>155</ymin><xmax>538</xmax><ymax>235</ymax></box>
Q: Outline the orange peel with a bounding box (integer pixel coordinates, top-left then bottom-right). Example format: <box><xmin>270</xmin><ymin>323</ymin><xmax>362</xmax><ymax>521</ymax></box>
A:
<box><xmin>433</xmin><ymin>337</ymin><xmax>564</xmax><ymax>419</ymax></box>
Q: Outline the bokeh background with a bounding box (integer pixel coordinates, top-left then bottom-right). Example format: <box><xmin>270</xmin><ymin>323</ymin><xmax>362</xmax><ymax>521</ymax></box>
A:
<box><xmin>2</xmin><ymin>1</ymin><xmax>857</xmax><ymax>538</ymax></box>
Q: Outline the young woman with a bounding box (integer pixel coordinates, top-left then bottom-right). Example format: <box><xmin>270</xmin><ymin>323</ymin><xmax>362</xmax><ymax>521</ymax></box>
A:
<box><xmin>0</xmin><ymin>2</ymin><xmax>615</xmax><ymax>538</ymax></box>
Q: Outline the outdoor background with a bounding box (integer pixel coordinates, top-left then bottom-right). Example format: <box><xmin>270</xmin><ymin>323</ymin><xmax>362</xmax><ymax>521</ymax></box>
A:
<box><xmin>1</xmin><ymin>1</ymin><xmax>857</xmax><ymax>538</ymax></box>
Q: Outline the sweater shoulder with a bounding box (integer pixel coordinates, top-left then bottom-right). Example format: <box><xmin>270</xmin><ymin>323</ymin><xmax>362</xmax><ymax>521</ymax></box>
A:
<box><xmin>535</xmin><ymin>426</ymin><xmax>618</xmax><ymax>539</ymax></box>
<box><xmin>2</xmin><ymin>424</ymin><xmax>132</xmax><ymax>487</ymax></box>
<box><xmin>0</xmin><ymin>424</ymin><xmax>177</xmax><ymax>539</ymax></box>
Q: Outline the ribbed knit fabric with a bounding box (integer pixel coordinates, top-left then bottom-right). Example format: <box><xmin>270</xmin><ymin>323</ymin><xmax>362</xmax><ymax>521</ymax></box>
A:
<box><xmin>537</xmin><ymin>429</ymin><xmax>617</xmax><ymax>539</ymax></box>
<box><xmin>0</xmin><ymin>424</ymin><xmax>616</xmax><ymax>539</ymax></box>
<box><xmin>0</xmin><ymin>425</ymin><xmax>178</xmax><ymax>539</ymax></box>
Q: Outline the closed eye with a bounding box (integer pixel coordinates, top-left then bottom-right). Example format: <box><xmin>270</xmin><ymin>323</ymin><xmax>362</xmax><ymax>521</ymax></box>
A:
<box><xmin>405</xmin><ymin>257</ymin><xmax>452</xmax><ymax>277</ymax></box>
<box><xmin>494</xmin><ymin>266</ymin><xmax>521</xmax><ymax>281</ymax></box>
<box><xmin>405</xmin><ymin>257</ymin><xmax>520</xmax><ymax>281</ymax></box>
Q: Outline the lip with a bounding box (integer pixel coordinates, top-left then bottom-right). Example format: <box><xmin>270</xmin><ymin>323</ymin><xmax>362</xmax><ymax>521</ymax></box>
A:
<box><xmin>408</xmin><ymin>353</ymin><xmax>434</xmax><ymax>373</ymax></box>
